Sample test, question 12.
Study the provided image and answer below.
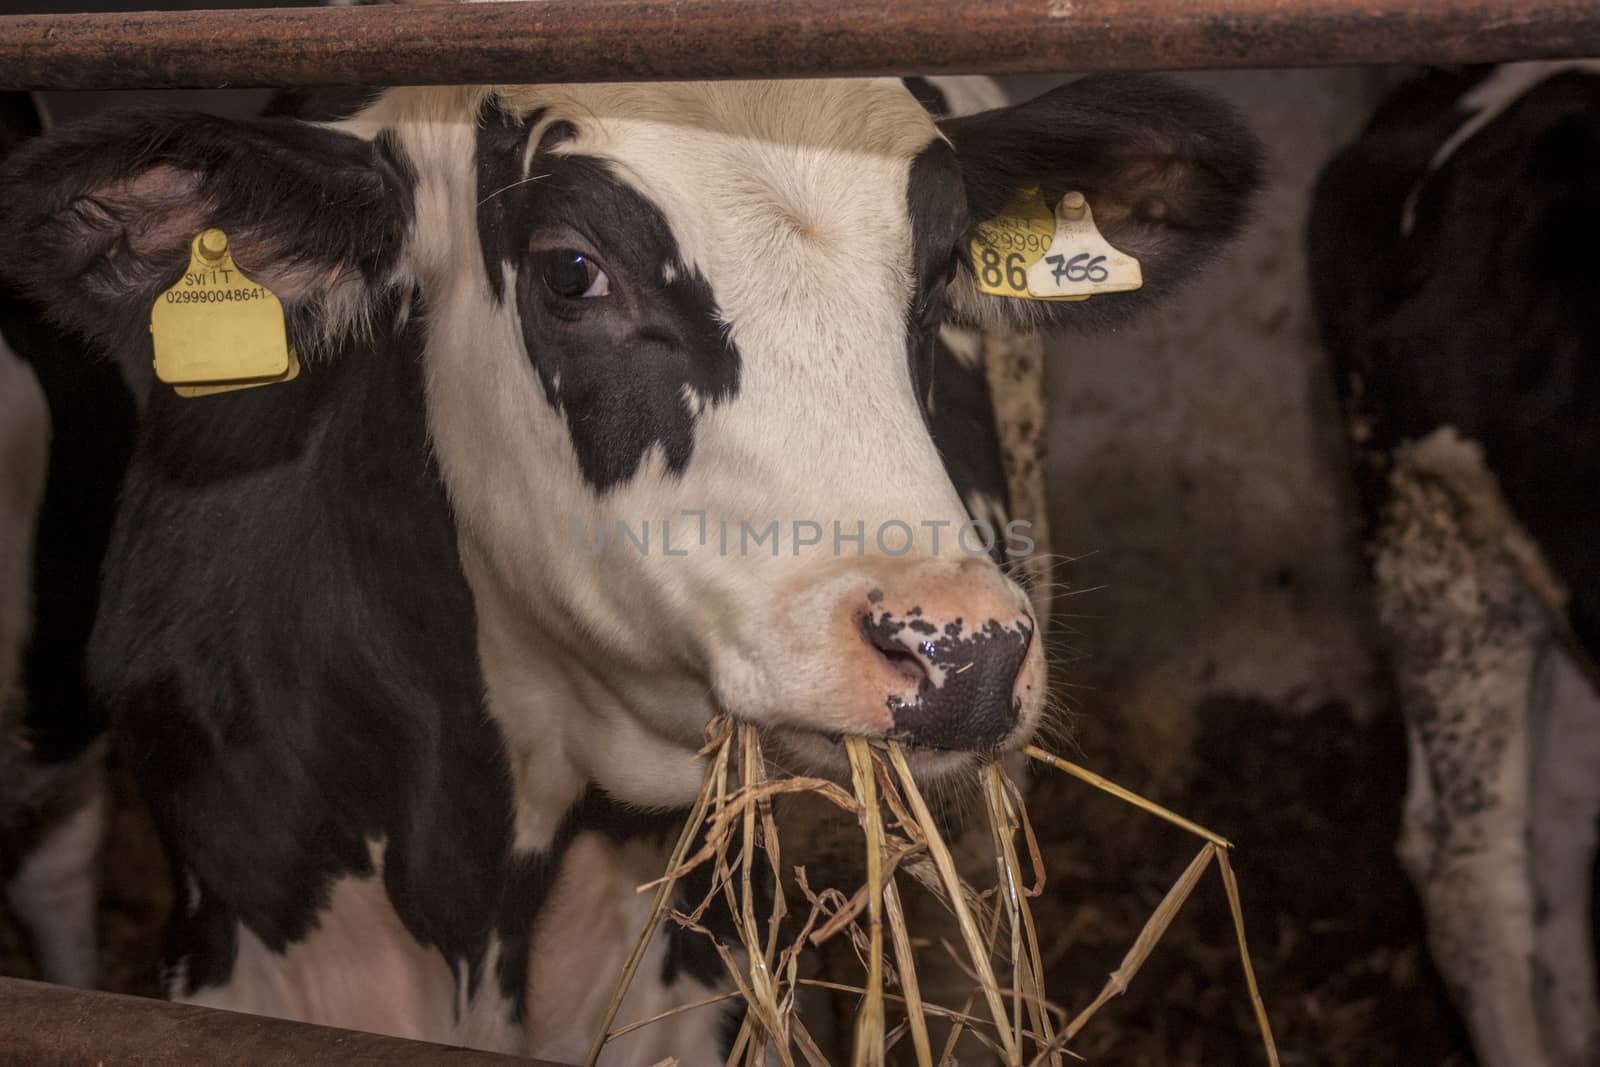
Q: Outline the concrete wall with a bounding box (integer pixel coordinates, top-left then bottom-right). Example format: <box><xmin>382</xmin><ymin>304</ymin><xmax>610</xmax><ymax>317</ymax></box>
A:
<box><xmin>1025</xmin><ymin>69</ymin><xmax>1400</xmax><ymax>782</ymax></box>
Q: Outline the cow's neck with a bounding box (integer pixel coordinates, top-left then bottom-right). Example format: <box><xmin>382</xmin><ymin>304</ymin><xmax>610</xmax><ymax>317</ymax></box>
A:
<box><xmin>460</xmin><ymin>539</ymin><xmax>707</xmax><ymax>853</ymax></box>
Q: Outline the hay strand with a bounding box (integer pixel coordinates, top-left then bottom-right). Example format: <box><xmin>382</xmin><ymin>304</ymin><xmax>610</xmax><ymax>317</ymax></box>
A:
<box><xmin>583</xmin><ymin>719</ymin><xmax>732</xmax><ymax>1067</ymax></box>
<box><xmin>882</xmin><ymin>877</ymin><xmax>934</xmax><ymax>1067</ymax></box>
<box><xmin>1062</xmin><ymin>843</ymin><xmax>1216</xmax><ymax>1042</ymax></box>
<box><xmin>735</xmin><ymin>728</ymin><xmax>795</xmax><ymax>1065</ymax></box>
<box><xmin>1025</xmin><ymin>742</ymin><xmax>1280</xmax><ymax>1063</ymax></box>
<box><xmin>608</xmin><ymin>991</ymin><xmax>745</xmax><ymax>1040</ymax></box>
<box><xmin>1217</xmin><ymin>847</ymin><xmax>1282</xmax><ymax>1067</ymax></box>
<box><xmin>592</xmin><ymin>728</ymin><xmax>1276</xmax><ymax>1067</ymax></box>
<box><xmin>936</xmin><ymin>889</ymin><xmax>1007</xmax><ymax>1067</ymax></box>
<box><xmin>986</xmin><ymin>764</ymin><xmax>1060</xmax><ymax>1067</ymax></box>
<box><xmin>639</xmin><ymin>776</ymin><xmax>861</xmax><ymax>893</ymax></box>
<box><xmin>845</xmin><ymin>737</ymin><xmax>887</xmax><ymax>1067</ymax></box>
<box><xmin>1023</xmin><ymin>745</ymin><xmax>1231</xmax><ymax>849</ymax></box>
<box><xmin>886</xmin><ymin>744</ymin><xmax>1021</xmax><ymax>1065</ymax></box>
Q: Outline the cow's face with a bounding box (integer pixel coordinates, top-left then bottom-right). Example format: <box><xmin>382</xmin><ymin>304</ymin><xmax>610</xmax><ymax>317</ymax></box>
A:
<box><xmin>0</xmin><ymin>76</ymin><xmax>1259</xmax><ymax>788</ymax></box>
<box><xmin>386</xmin><ymin>81</ymin><xmax>1044</xmax><ymax>777</ymax></box>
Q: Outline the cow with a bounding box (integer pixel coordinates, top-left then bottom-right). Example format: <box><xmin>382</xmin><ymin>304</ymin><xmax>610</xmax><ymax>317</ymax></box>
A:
<box><xmin>0</xmin><ymin>89</ymin><xmax>136</xmax><ymax>991</ymax></box>
<box><xmin>0</xmin><ymin>74</ymin><xmax>1259</xmax><ymax>1060</ymax></box>
<box><xmin>0</xmin><ymin>327</ymin><xmax>100</xmax><ymax>989</ymax></box>
<box><xmin>1310</xmin><ymin>61</ymin><xmax>1600</xmax><ymax>1067</ymax></box>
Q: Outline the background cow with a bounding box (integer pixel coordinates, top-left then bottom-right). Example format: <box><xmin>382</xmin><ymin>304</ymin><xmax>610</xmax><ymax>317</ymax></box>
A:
<box><xmin>1311</xmin><ymin>61</ymin><xmax>1600</xmax><ymax>1067</ymax></box>
<box><xmin>0</xmin><ymin>88</ymin><xmax>136</xmax><ymax>993</ymax></box>
<box><xmin>0</xmin><ymin>74</ymin><xmax>1257</xmax><ymax>1060</ymax></box>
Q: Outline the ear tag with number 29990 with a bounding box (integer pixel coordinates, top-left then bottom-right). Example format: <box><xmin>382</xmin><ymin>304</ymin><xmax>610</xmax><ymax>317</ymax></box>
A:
<box><xmin>150</xmin><ymin>228</ymin><xmax>297</xmax><ymax>396</ymax></box>
<box><xmin>969</xmin><ymin>187</ymin><xmax>1085</xmax><ymax>302</ymax></box>
<box><xmin>968</xmin><ymin>189</ymin><xmax>1142</xmax><ymax>303</ymax></box>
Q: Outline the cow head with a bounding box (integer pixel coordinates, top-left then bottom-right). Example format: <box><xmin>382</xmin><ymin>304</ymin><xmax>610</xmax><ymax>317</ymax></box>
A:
<box><xmin>0</xmin><ymin>77</ymin><xmax>1258</xmax><ymax>800</ymax></box>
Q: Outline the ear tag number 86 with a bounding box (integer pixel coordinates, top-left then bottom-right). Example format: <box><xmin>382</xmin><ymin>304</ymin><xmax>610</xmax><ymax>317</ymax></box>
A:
<box><xmin>969</xmin><ymin>187</ymin><xmax>1086</xmax><ymax>303</ymax></box>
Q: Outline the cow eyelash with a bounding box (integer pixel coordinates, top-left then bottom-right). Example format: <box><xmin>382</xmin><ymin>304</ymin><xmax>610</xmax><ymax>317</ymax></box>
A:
<box><xmin>534</xmin><ymin>249</ymin><xmax>611</xmax><ymax>299</ymax></box>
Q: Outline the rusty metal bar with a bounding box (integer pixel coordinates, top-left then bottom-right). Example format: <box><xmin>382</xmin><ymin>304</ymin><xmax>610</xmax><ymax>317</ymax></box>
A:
<box><xmin>0</xmin><ymin>0</ymin><xmax>1596</xmax><ymax>91</ymax></box>
<box><xmin>0</xmin><ymin>977</ymin><xmax>569</xmax><ymax>1066</ymax></box>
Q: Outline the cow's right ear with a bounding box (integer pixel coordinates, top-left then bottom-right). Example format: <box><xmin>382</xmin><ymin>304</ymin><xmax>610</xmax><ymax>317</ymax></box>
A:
<box><xmin>938</xmin><ymin>75</ymin><xmax>1262</xmax><ymax>332</ymax></box>
<box><xmin>0</xmin><ymin>109</ymin><xmax>411</xmax><ymax>351</ymax></box>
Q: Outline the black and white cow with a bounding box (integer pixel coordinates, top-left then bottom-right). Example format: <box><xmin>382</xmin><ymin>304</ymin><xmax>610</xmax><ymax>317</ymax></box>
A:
<box><xmin>1310</xmin><ymin>61</ymin><xmax>1600</xmax><ymax>1067</ymax></box>
<box><xmin>0</xmin><ymin>89</ymin><xmax>136</xmax><ymax>991</ymax></box>
<box><xmin>0</xmin><ymin>76</ymin><xmax>1258</xmax><ymax>1059</ymax></box>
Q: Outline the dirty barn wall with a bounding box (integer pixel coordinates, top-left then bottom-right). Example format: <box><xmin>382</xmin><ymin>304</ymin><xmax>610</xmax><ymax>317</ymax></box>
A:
<box><xmin>1022</xmin><ymin>68</ymin><xmax>1480</xmax><ymax>1065</ymax></box>
<box><xmin>1032</xmin><ymin>68</ymin><xmax>1392</xmax><ymax>751</ymax></box>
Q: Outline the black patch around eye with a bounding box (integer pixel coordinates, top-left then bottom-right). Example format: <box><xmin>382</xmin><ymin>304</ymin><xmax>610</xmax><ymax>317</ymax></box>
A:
<box><xmin>475</xmin><ymin>102</ymin><xmax>741</xmax><ymax>493</ymax></box>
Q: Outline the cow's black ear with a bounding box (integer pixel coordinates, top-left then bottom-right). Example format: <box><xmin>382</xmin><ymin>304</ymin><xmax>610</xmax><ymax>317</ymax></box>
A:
<box><xmin>939</xmin><ymin>75</ymin><xmax>1262</xmax><ymax>332</ymax></box>
<box><xmin>0</xmin><ymin>109</ymin><xmax>411</xmax><ymax>352</ymax></box>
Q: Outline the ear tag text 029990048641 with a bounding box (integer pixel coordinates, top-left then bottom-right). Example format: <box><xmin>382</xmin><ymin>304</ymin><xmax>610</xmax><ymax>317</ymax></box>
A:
<box><xmin>150</xmin><ymin>228</ymin><xmax>300</xmax><ymax>398</ymax></box>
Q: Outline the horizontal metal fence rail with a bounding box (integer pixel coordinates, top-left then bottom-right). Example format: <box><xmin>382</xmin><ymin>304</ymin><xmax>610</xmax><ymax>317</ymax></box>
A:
<box><xmin>0</xmin><ymin>0</ymin><xmax>1597</xmax><ymax>90</ymax></box>
<box><xmin>0</xmin><ymin>977</ymin><xmax>569</xmax><ymax>1066</ymax></box>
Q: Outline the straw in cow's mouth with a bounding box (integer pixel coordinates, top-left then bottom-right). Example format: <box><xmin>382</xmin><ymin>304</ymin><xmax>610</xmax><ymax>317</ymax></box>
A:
<box><xmin>582</xmin><ymin>716</ymin><xmax>1281</xmax><ymax>1067</ymax></box>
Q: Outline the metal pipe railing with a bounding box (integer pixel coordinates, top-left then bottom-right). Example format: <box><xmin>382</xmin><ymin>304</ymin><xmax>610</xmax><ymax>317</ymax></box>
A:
<box><xmin>0</xmin><ymin>0</ymin><xmax>1596</xmax><ymax>91</ymax></box>
<box><xmin>0</xmin><ymin>977</ymin><xmax>568</xmax><ymax>1066</ymax></box>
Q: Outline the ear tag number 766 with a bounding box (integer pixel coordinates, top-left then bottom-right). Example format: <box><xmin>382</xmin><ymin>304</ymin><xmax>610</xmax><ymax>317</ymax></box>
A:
<box><xmin>1025</xmin><ymin>193</ymin><xmax>1142</xmax><ymax>299</ymax></box>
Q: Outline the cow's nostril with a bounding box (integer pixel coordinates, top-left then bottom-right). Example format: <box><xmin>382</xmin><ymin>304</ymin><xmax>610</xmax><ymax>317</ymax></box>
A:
<box><xmin>861</xmin><ymin>617</ymin><xmax>929</xmax><ymax>684</ymax></box>
<box><xmin>864</xmin><ymin>610</ymin><xmax>1034</xmax><ymax>752</ymax></box>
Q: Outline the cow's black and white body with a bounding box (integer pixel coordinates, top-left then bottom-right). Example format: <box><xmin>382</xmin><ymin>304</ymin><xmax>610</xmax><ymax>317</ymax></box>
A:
<box><xmin>1311</xmin><ymin>61</ymin><xmax>1600</xmax><ymax>1067</ymax></box>
<box><xmin>2</xmin><ymin>76</ymin><xmax>1257</xmax><ymax>1058</ymax></box>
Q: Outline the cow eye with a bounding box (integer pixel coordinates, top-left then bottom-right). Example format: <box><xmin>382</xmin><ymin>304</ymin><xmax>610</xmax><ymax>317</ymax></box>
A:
<box><xmin>537</xmin><ymin>250</ymin><xmax>610</xmax><ymax>299</ymax></box>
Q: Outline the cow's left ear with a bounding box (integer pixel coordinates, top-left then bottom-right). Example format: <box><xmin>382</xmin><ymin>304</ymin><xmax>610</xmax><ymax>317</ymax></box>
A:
<box><xmin>0</xmin><ymin>109</ymin><xmax>412</xmax><ymax>357</ymax></box>
<box><xmin>938</xmin><ymin>75</ymin><xmax>1262</xmax><ymax>331</ymax></box>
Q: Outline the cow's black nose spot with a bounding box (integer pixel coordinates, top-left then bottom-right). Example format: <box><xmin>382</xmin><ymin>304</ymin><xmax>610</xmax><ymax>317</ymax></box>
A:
<box><xmin>887</xmin><ymin>617</ymin><xmax>1033</xmax><ymax>751</ymax></box>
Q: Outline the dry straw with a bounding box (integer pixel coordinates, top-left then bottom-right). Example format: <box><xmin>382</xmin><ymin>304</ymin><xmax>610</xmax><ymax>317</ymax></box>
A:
<box><xmin>582</xmin><ymin>719</ymin><xmax>1279</xmax><ymax>1067</ymax></box>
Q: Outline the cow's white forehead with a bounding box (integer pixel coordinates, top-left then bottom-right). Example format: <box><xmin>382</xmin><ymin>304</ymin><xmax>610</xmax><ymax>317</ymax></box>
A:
<box><xmin>490</xmin><ymin>79</ymin><xmax>945</xmax><ymax>337</ymax></box>
<box><xmin>375</xmin><ymin>77</ymin><xmax>968</xmax><ymax>531</ymax></box>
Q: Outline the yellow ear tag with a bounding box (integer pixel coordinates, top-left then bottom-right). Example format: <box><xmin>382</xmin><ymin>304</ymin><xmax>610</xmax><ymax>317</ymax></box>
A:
<box><xmin>151</xmin><ymin>229</ymin><xmax>292</xmax><ymax>392</ymax></box>
<box><xmin>1025</xmin><ymin>192</ymin><xmax>1143</xmax><ymax>300</ymax></box>
<box><xmin>970</xmin><ymin>187</ymin><xmax>1086</xmax><ymax>301</ymax></box>
<box><xmin>172</xmin><ymin>346</ymin><xmax>300</xmax><ymax>398</ymax></box>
